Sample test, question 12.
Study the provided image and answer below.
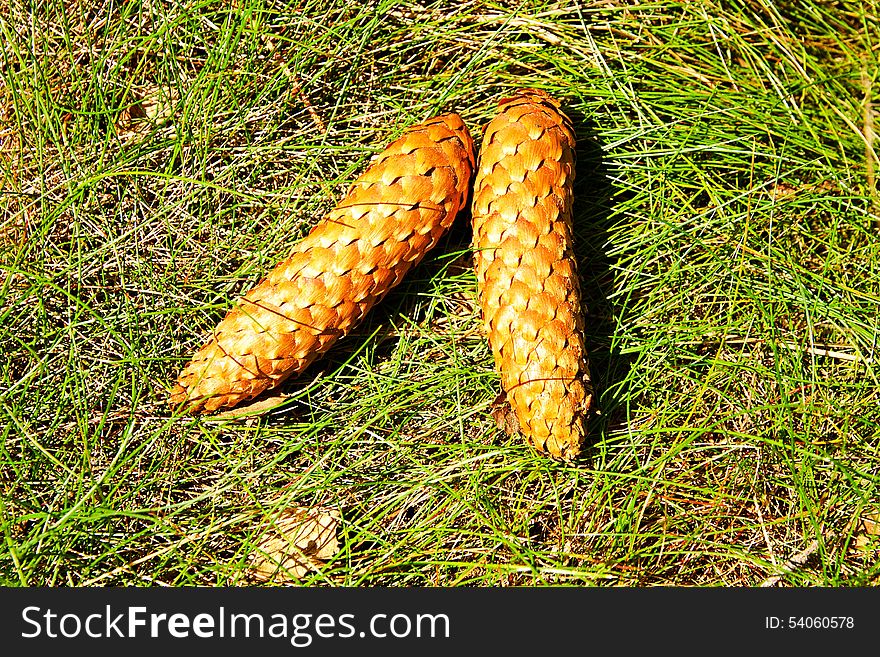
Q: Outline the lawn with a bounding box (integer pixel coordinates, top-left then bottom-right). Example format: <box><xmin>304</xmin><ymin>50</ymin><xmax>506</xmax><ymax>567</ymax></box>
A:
<box><xmin>1</xmin><ymin>0</ymin><xmax>878</xmax><ymax>586</ymax></box>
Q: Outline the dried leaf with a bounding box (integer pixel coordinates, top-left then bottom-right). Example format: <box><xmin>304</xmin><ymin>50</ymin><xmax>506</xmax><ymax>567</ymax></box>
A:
<box><xmin>490</xmin><ymin>391</ymin><xmax>520</xmax><ymax>437</ymax></box>
<box><xmin>852</xmin><ymin>512</ymin><xmax>880</xmax><ymax>553</ymax></box>
<box><xmin>859</xmin><ymin>512</ymin><xmax>880</xmax><ymax>536</ymax></box>
<box><xmin>140</xmin><ymin>84</ymin><xmax>178</xmax><ymax>124</ymax></box>
<box><xmin>211</xmin><ymin>394</ymin><xmax>289</xmax><ymax>420</ymax></box>
<box><xmin>770</xmin><ymin>180</ymin><xmax>835</xmax><ymax>202</ymax></box>
<box><xmin>115</xmin><ymin>84</ymin><xmax>179</xmax><ymax>143</ymax></box>
<box><xmin>248</xmin><ymin>506</ymin><xmax>341</xmax><ymax>583</ymax></box>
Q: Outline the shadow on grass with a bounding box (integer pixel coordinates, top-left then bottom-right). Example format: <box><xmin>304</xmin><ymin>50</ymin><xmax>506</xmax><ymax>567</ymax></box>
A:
<box><xmin>567</xmin><ymin>108</ymin><xmax>634</xmax><ymax>458</ymax></box>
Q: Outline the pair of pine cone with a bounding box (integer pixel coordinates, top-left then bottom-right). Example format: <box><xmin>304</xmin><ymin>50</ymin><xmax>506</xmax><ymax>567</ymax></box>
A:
<box><xmin>170</xmin><ymin>89</ymin><xmax>593</xmax><ymax>461</ymax></box>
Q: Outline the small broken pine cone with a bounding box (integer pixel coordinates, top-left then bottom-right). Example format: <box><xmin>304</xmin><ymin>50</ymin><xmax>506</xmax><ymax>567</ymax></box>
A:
<box><xmin>171</xmin><ymin>114</ymin><xmax>475</xmax><ymax>412</ymax></box>
<box><xmin>472</xmin><ymin>89</ymin><xmax>593</xmax><ymax>461</ymax></box>
<box><xmin>248</xmin><ymin>506</ymin><xmax>341</xmax><ymax>584</ymax></box>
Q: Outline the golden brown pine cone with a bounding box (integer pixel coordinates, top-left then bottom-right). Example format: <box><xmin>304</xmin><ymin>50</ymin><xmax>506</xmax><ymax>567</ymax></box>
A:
<box><xmin>472</xmin><ymin>89</ymin><xmax>593</xmax><ymax>460</ymax></box>
<box><xmin>170</xmin><ymin>114</ymin><xmax>475</xmax><ymax>413</ymax></box>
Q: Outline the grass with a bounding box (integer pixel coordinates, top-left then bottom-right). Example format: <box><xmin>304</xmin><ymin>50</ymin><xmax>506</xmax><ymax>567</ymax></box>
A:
<box><xmin>1</xmin><ymin>0</ymin><xmax>878</xmax><ymax>586</ymax></box>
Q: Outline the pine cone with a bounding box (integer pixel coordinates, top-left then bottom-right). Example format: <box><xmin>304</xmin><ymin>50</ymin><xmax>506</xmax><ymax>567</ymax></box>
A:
<box><xmin>472</xmin><ymin>89</ymin><xmax>593</xmax><ymax>460</ymax></box>
<box><xmin>171</xmin><ymin>114</ymin><xmax>475</xmax><ymax>413</ymax></box>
